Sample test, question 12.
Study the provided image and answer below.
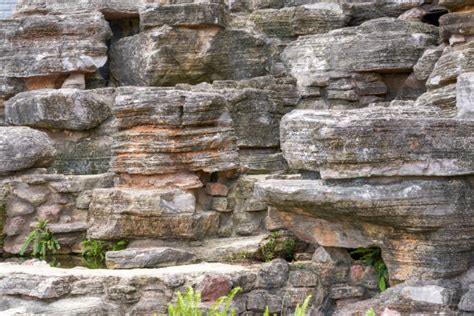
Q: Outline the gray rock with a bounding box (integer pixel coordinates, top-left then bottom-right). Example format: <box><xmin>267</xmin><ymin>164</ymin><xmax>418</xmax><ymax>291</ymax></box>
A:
<box><xmin>459</xmin><ymin>288</ymin><xmax>474</xmax><ymax>312</ymax></box>
<box><xmin>257</xmin><ymin>258</ymin><xmax>289</xmax><ymax>288</ymax></box>
<box><xmin>6</xmin><ymin>89</ymin><xmax>112</xmax><ymax>130</ymax></box>
<box><xmin>401</xmin><ymin>285</ymin><xmax>455</xmax><ymax>305</ymax></box>
<box><xmin>15</xmin><ymin>0</ymin><xmax>162</xmax><ymax>18</ymax></box>
<box><xmin>110</xmin><ymin>26</ymin><xmax>271</xmax><ymax>86</ymax></box>
<box><xmin>414</xmin><ymin>84</ymin><xmax>457</xmax><ymax>109</ymax></box>
<box><xmin>440</xmin><ymin>11</ymin><xmax>474</xmax><ymax>43</ymax></box>
<box><xmin>0</xmin><ymin>127</ymin><xmax>56</xmax><ymax>174</ymax></box>
<box><xmin>0</xmin><ymin>13</ymin><xmax>111</xmax><ymax>78</ymax></box>
<box><xmin>0</xmin><ymin>274</ymin><xmax>72</xmax><ymax>299</ymax></box>
<box><xmin>106</xmin><ymin>247</ymin><xmax>195</xmax><ymax>269</ymax></box>
<box><xmin>281</xmin><ymin>18</ymin><xmax>437</xmax><ymax>105</ymax></box>
<box><xmin>280</xmin><ymin>107</ymin><xmax>474</xmax><ymax>178</ymax></box>
<box><xmin>413</xmin><ymin>45</ymin><xmax>444</xmax><ymax>81</ymax></box>
<box><xmin>6</xmin><ymin>198</ymin><xmax>35</xmax><ymax>216</ymax></box>
<box><xmin>249</xmin><ymin>5</ymin><xmax>347</xmax><ymax>38</ymax></box>
<box><xmin>330</xmin><ymin>284</ymin><xmax>365</xmax><ymax>299</ymax></box>
<box><xmin>457</xmin><ymin>72</ymin><xmax>474</xmax><ymax>119</ymax></box>
<box><xmin>256</xmin><ymin>178</ymin><xmax>474</xmax><ymax>283</ymax></box>
<box><xmin>88</xmin><ymin>188</ymin><xmax>219</xmax><ymax>240</ymax></box>
<box><xmin>140</xmin><ymin>3</ymin><xmax>228</xmax><ymax>30</ymax></box>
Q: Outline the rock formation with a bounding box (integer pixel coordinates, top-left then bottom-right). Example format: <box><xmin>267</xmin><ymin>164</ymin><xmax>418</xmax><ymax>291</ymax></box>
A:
<box><xmin>0</xmin><ymin>0</ymin><xmax>473</xmax><ymax>315</ymax></box>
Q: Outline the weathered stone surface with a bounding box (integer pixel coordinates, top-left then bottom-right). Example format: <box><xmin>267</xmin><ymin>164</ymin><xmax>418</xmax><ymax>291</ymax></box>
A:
<box><xmin>457</xmin><ymin>72</ymin><xmax>474</xmax><ymax>119</ymax></box>
<box><xmin>110</xmin><ymin>26</ymin><xmax>271</xmax><ymax>86</ymax></box>
<box><xmin>0</xmin><ymin>13</ymin><xmax>111</xmax><ymax>78</ymax></box>
<box><xmin>413</xmin><ymin>45</ymin><xmax>444</xmax><ymax>81</ymax></box>
<box><xmin>0</xmin><ymin>127</ymin><xmax>56</xmax><ymax>174</ymax></box>
<box><xmin>459</xmin><ymin>288</ymin><xmax>474</xmax><ymax>312</ymax></box>
<box><xmin>196</xmin><ymin>274</ymin><xmax>233</xmax><ymax>301</ymax></box>
<box><xmin>0</xmin><ymin>273</ymin><xmax>73</xmax><ymax>299</ymax></box>
<box><xmin>257</xmin><ymin>258</ymin><xmax>289</xmax><ymax>288</ymax></box>
<box><xmin>282</xmin><ymin>17</ymin><xmax>437</xmax><ymax>79</ymax></box>
<box><xmin>112</xmin><ymin>87</ymin><xmax>238</xmax><ymax>175</ymax></box>
<box><xmin>6</xmin><ymin>89</ymin><xmax>112</xmax><ymax>130</ymax></box>
<box><xmin>426</xmin><ymin>42</ymin><xmax>474</xmax><ymax>90</ymax></box>
<box><xmin>106</xmin><ymin>247</ymin><xmax>195</xmax><ymax>269</ymax></box>
<box><xmin>414</xmin><ymin>84</ymin><xmax>456</xmax><ymax>109</ymax></box>
<box><xmin>249</xmin><ymin>5</ymin><xmax>347</xmax><ymax>38</ymax></box>
<box><xmin>88</xmin><ymin>188</ymin><xmax>219</xmax><ymax>240</ymax></box>
<box><xmin>15</xmin><ymin>0</ymin><xmax>161</xmax><ymax>18</ymax></box>
<box><xmin>440</xmin><ymin>11</ymin><xmax>474</xmax><ymax>42</ymax></box>
<box><xmin>438</xmin><ymin>0</ymin><xmax>474</xmax><ymax>10</ymax></box>
<box><xmin>256</xmin><ymin>178</ymin><xmax>474</xmax><ymax>282</ymax></box>
<box><xmin>280</xmin><ymin>107</ymin><xmax>474</xmax><ymax>178</ymax></box>
<box><xmin>140</xmin><ymin>3</ymin><xmax>228</xmax><ymax>30</ymax></box>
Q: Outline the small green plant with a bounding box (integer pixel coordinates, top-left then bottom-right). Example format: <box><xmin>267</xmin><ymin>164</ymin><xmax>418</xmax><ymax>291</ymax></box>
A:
<box><xmin>260</xmin><ymin>236</ymin><xmax>276</xmax><ymax>262</ymax></box>
<box><xmin>365</xmin><ymin>308</ymin><xmax>376</xmax><ymax>316</ymax></box>
<box><xmin>81</xmin><ymin>239</ymin><xmax>128</xmax><ymax>269</ymax></box>
<box><xmin>283</xmin><ymin>238</ymin><xmax>296</xmax><ymax>262</ymax></box>
<box><xmin>168</xmin><ymin>287</ymin><xmax>241</xmax><ymax>316</ymax></box>
<box><xmin>294</xmin><ymin>295</ymin><xmax>312</xmax><ymax>316</ymax></box>
<box><xmin>351</xmin><ymin>247</ymin><xmax>389</xmax><ymax>291</ymax></box>
<box><xmin>19</xmin><ymin>219</ymin><xmax>61</xmax><ymax>265</ymax></box>
<box><xmin>209</xmin><ymin>287</ymin><xmax>241</xmax><ymax>316</ymax></box>
<box><xmin>168</xmin><ymin>287</ymin><xmax>203</xmax><ymax>316</ymax></box>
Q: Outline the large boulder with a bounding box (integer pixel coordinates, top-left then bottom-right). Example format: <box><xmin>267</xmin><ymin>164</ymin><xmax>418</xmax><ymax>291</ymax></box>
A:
<box><xmin>6</xmin><ymin>89</ymin><xmax>112</xmax><ymax>130</ymax></box>
<box><xmin>110</xmin><ymin>26</ymin><xmax>272</xmax><ymax>86</ymax></box>
<box><xmin>88</xmin><ymin>188</ymin><xmax>219</xmax><ymax>240</ymax></box>
<box><xmin>106</xmin><ymin>247</ymin><xmax>196</xmax><ymax>269</ymax></box>
<box><xmin>256</xmin><ymin>178</ymin><xmax>474</xmax><ymax>283</ymax></box>
<box><xmin>0</xmin><ymin>13</ymin><xmax>111</xmax><ymax>78</ymax></box>
<box><xmin>281</xmin><ymin>18</ymin><xmax>438</xmax><ymax>106</ymax></box>
<box><xmin>280</xmin><ymin>107</ymin><xmax>474</xmax><ymax>179</ymax></box>
<box><xmin>0</xmin><ymin>127</ymin><xmax>56</xmax><ymax>174</ymax></box>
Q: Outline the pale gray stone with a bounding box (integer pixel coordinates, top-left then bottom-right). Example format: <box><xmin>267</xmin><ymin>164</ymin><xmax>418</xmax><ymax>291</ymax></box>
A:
<box><xmin>106</xmin><ymin>247</ymin><xmax>195</xmax><ymax>269</ymax></box>
<box><xmin>457</xmin><ymin>72</ymin><xmax>474</xmax><ymax>119</ymax></box>
<box><xmin>6</xmin><ymin>89</ymin><xmax>112</xmax><ymax>130</ymax></box>
<box><xmin>0</xmin><ymin>127</ymin><xmax>56</xmax><ymax>174</ymax></box>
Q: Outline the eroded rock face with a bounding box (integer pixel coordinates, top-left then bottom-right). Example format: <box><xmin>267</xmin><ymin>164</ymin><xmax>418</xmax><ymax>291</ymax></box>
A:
<box><xmin>0</xmin><ymin>127</ymin><xmax>56</xmax><ymax>174</ymax></box>
<box><xmin>280</xmin><ymin>107</ymin><xmax>474</xmax><ymax>179</ymax></box>
<box><xmin>6</xmin><ymin>89</ymin><xmax>112</xmax><ymax>130</ymax></box>
<box><xmin>256</xmin><ymin>178</ymin><xmax>474</xmax><ymax>282</ymax></box>
<box><xmin>112</xmin><ymin>87</ymin><xmax>238</xmax><ymax>175</ymax></box>
<box><xmin>0</xmin><ymin>13</ymin><xmax>111</xmax><ymax>78</ymax></box>
<box><xmin>106</xmin><ymin>247</ymin><xmax>196</xmax><ymax>269</ymax></box>
<box><xmin>110</xmin><ymin>25</ymin><xmax>272</xmax><ymax>86</ymax></box>
<box><xmin>88</xmin><ymin>188</ymin><xmax>219</xmax><ymax>240</ymax></box>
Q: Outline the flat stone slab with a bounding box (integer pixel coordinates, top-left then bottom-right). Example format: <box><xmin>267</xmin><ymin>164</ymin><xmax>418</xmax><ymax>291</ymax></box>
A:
<box><xmin>256</xmin><ymin>178</ymin><xmax>474</xmax><ymax>282</ymax></box>
<box><xmin>281</xmin><ymin>106</ymin><xmax>474</xmax><ymax>179</ymax></box>
<box><xmin>0</xmin><ymin>127</ymin><xmax>56</xmax><ymax>174</ymax></box>
<box><xmin>0</xmin><ymin>13</ymin><xmax>110</xmax><ymax>78</ymax></box>
<box><xmin>6</xmin><ymin>89</ymin><xmax>112</xmax><ymax>130</ymax></box>
<box><xmin>106</xmin><ymin>247</ymin><xmax>196</xmax><ymax>269</ymax></box>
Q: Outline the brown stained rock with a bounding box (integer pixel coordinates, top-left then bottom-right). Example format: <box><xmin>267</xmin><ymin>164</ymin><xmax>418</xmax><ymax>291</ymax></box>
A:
<box><xmin>205</xmin><ymin>183</ymin><xmax>229</xmax><ymax>197</ymax></box>
<box><xmin>256</xmin><ymin>179</ymin><xmax>474</xmax><ymax>283</ymax></box>
<box><xmin>197</xmin><ymin>274</ymin><xmax>233</xmax><ymax>302</ymax></box>
<box><xmin>116</xmin><ymin>173</ymin><xmax>203</xmax><ymax>190</ymax></box>
<box><xmin>280</xmin><ymin>107</ymin><xmax>474</xmax><ymax>179</ymax></box>
<box><xmin>112</xmin><ymin>87</ymin><xmax>238</xmax><ymax>175</ymax></box>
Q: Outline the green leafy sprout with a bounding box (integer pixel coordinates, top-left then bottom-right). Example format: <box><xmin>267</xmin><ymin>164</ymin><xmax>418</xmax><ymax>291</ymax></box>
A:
<box><xmin>19</xmin><ymin>219</ymin><xmax>61</xmax><ymax>265</ymax></box>
<box><xmin>351</xmin><ymin>247</ymin><xmax>389</xmax><ymax>291</ymax></box>
<box><xmin>81</xmin><ymin>239</ymin><xmax>128</xmax><ymax>269</ymax></box>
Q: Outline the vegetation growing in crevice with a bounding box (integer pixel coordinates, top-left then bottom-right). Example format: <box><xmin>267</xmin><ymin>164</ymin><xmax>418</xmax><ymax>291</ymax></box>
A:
<box><xmin>19</xmin><ymin>219</ymin><xmax>61</xmax><ymax>266</ymax></box>
<box><xmin>81</xmin><ymin>239</ymin><xmax>128</xmax><ymax>269</ymax></box>
<box><xmin>259</xmin><ymin>231</ymin><xmax>297</xmax><ymax>262</ymax></box>
<box><xmin>350</xmin><ymin>247</ymin><xmax>389</xmax><ymax>291</ymax></box>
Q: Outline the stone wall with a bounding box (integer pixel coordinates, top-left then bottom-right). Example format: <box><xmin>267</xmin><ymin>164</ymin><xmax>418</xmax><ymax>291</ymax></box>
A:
<box><xmin>0</xmin><ymin>0</ymin><xmax>473</xmax><ymax>315</ymax></box>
